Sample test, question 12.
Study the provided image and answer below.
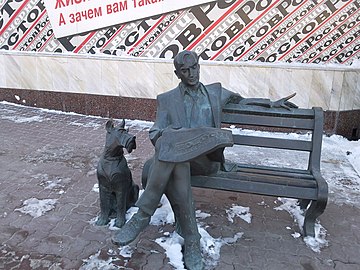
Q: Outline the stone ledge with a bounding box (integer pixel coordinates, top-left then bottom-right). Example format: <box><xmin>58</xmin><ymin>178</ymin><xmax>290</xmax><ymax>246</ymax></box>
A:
<box><xmin>1</xmin><ymin>87</ymin><xmax>359</xmax><ymax>140</ymax></box>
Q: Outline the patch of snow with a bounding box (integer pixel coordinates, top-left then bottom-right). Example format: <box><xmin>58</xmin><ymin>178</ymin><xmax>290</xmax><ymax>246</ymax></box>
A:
<box><xmin>92</xmin><ymin>183</ymin><xmax>99</xmax><ymax>193</ymax></box>
<box><xmin>292</xmin><ymin>232</ymin><xmax>301</xmax><ymax>238</ymax></box>
<box><xmin>274</xmin><ymin>198</ymin><xmax>328</xmax><ymax>252</ymax></box>
<box><xmin>69</xmin><ymin>121</ymin><xmax>102</xmax><ymax>129</ymax></box>
<box><xmin>118</xmin><ymin>245</ymin><xmax>134</xmax><ymax>258</ymax></box>
<box><xmin>224</xmin><ymin>129</ymin><xmax>360</xmax><ymax>208</ymax></box>
<box><xmin>35</xmin><ymin>174</ymin><xmax>68</xmax><ymax>192</ymax></box>
<box><xmin>321</xmin><ymin>135</ymin><xmax>360</xmax><ymax>207</ymax></box>
<box><xmin>1</xmin><ymin>115</ymin><xmax>46</xmax><ymax>123</ymax></box>
<box><xmin>196</xmin><ymin>210</ymin><xmax>211</xmax><ymax>219</ymax></box>
<box><xmin>226</xmin><ymin>204</ymin><xmax>252</xmax><ymax>223</ymax></box>
<box><xmin>127</xmin><ymin>119</ymin><xmax>153</xmax><ymax>129</ymax></box>
<box><xmin>155</xmin><ymin>232</ymin><xmax>185</xmax><ymax>270</ymax></box>
<box><xmin>155</xmin><ymin>226</ymin><xmax>243</xmax><ymax>270</ymax></box>
<box><xmin>79</xmin><ymin>250</ymin><xmax>121</xmax><ymax>270</ymax></box>
<box><xmin>199</xmin><ymin>227</ymin><xmax>243</xmax><ymax>269</ymax></box>
<box><xmin>150</xmin><ymin>194</ymin><xmax>175</xmax><ymax>226</ymax></box>
<box><xmin>15</xmin><ymin>198</ymin><xmax>57</xmax><ymax>218</ymax></box>
<box><xmin>29</xmin><ymin>258</ymin><xmax>62</xmax><ymax>269</ymax></box>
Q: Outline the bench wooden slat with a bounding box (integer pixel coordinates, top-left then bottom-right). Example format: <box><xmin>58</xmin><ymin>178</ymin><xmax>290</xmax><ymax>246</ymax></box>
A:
<box><xmin>188</xmin><ymin>105</ymin><xmax>327</xmax><ymax>237</ymax></box>
<box><xmin>235</xmin><ymin>166</ymin><xmax>315</xmax><ymax>180</ymax></box>
<box><xmin>223</xmin><ymin>104</ymin><xmax>315</xmax><ymax>117</ymax></box>
<box><xmin>191</xmin><ymin>175</ymin><xmax>318</xmax><ymax>200</ymax></box>
<box><xmin>217</xmin><ymin>171</ymin><xmax>317</xmax><ymax>188</ymax></box>
<box><xmin>222</xmin><ymin>113</ymin><xmax>315</xmax><ymax>129</ymax></box>
<box><xmin>232</xmin><ymin>135</ymin><xmax>313</xmax><ymax>151</ymax></box>
<box><xmin>236</xmin><ymin>163</ymin><xmax>311</xmax><ymax>175</ymax></box>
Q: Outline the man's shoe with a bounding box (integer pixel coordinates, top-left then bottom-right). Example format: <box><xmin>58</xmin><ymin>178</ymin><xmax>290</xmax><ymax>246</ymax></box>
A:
<box><xmin>112</xmin><ymin>210</ymin><xmax>150</xmax><ymax>246</ymax></box>
<box><xmin>183</xmin><ymin>239</ymin><xmax>204</xmax><ymax>270</ymax></box>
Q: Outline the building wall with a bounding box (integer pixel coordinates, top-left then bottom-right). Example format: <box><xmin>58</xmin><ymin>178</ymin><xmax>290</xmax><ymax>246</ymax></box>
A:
<box><xmin>1</xmin><ymin>51</ymin><xmax>359</xmax><ymax>139</ymax></box>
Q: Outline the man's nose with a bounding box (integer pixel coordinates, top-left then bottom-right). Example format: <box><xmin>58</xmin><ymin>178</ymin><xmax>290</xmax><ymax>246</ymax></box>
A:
<box><xmin>189</xmin><ymin>68</ymin><xmax>197</xmax><ymax>77</ymax></box>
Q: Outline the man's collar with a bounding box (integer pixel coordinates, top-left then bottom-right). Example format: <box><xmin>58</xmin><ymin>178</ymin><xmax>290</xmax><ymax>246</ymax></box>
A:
<box><xmin>179</xmin><ymin>82</ymin><xmax>206</xmax><ymax>96</ymax></box>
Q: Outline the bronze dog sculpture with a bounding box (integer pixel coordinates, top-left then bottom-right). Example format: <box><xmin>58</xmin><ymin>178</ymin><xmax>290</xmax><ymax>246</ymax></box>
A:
<box><xmin>96</xmin><ymin>119</ymin><xmax>139</xmax><ymax>228</ymax></box>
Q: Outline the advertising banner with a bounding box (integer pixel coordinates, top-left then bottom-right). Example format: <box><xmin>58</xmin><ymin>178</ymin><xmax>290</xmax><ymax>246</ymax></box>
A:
<box><xmin>0</xmin><ymin>0</ymin><xmax>359</xmax><ymax>65</ymax></box>
<box><xmin>42</xmin><ymin>0</ymin><xmax>214</xmax><ymax>38</ymax></box>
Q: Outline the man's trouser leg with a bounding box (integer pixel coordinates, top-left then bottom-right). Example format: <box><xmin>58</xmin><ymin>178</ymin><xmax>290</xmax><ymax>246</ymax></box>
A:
<box><xmin>136</xmin><ymin>157</ymin><xmax>176</xmax><ymax>215</ymax></box>
<box><xmin>113</xmin><ymin>156</ymin><xmax>176</xmax><ymax>245</ymax></box>
<box><xmin>164</xmin><ymin>161</ymin><xmax>200</xmax><ymax>241</ymax></box>
<box><xmin>165</xmin><ymin>162</ymin><xmax>203</xmax><ymax>270</ymax></box>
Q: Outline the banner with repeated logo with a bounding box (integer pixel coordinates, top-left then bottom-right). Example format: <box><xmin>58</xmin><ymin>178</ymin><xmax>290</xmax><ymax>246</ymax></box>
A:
<box><xmin>43</xmin><ymin>0</ymin><xmax>214</xmax><ymax>38</ymax></box>
<box><xmin>0</xmin><ymin>0</ymin><xmax>359</xmax><ymax>65</ymax></box>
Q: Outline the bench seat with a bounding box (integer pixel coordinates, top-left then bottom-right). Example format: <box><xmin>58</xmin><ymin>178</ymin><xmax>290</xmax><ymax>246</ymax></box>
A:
<box><xmin>190</xmin><ymin>103</ymin><xmax>328</xmax><ymax>237</ymax></box>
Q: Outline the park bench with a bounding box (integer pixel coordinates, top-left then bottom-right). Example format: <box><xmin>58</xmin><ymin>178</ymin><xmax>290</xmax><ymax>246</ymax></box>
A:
<box><xmin>191</xmin><ymin>103</ymin><xmax>328</xmax><ymax>237</ymax></box>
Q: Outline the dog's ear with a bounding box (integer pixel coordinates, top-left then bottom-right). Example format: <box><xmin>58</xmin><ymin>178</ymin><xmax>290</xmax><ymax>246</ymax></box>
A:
<box><xmin>106</xmin><ymin>119</ymin><xmax>114</xmax><ymax>132</ymax></box>
<box><xmin>120</xmin><ymin>119</ymin><xmax>125</xmax><ymax>129</ymax></box>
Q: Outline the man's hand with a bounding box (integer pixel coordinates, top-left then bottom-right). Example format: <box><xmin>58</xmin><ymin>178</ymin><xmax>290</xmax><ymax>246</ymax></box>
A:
<box><xmin>270</xmin><ymin>93</ymin><xmax>298</xmax><ymax>110</ymax></box>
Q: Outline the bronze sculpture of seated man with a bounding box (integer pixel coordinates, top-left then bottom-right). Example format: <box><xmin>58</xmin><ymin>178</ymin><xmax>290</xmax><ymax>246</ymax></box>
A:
<box><xmin>112</xmin><ymin>50</ymin><xmax>296</xmax><ymax>270</ymax></box>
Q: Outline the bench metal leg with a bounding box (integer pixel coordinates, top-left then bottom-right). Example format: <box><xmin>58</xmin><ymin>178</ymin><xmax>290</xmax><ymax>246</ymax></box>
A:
<box><xmin>303</xmin><ymin>199</ymin><xmax>327</xmax><ymax>237</ymax></box>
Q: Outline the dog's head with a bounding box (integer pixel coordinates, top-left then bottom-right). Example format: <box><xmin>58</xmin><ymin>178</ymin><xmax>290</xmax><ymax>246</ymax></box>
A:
<box><xmin>105</xmin><ymin>119</ymin><xmax>136</xmax><ymax>154</ymax></box>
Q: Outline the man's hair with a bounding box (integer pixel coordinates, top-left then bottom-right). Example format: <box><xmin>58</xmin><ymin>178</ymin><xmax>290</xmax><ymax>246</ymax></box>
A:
<box><xmin>173</xmin><ymin>50</ymin><xmax>199</xmax><ymax>71</ymax></box>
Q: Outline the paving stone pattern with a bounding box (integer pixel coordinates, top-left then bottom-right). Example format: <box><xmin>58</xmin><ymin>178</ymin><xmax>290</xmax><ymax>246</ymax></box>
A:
<box><xmin>0</xmin><ymin>103</ymin><xmax>359</xmax><ymax>270</ymax></box>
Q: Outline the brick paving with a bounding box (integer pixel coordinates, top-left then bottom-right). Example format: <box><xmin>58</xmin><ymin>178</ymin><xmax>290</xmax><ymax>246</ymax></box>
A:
<box><xmin>0</xmin><ymin>102</ymin><xmax>359</xmax><ymax>270</ymax></box>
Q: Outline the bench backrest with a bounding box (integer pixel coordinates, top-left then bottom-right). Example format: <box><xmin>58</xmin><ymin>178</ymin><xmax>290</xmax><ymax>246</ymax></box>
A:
<box><xmin>221</xmin><ymin>104</ymin><xmax>324</xmax><ymax>173</ymax></box>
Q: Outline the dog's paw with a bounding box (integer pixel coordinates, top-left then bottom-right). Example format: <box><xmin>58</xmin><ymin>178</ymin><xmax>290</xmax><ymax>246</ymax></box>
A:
<box><xmin>114</xmin><ymin>217</ymin><xmax>126</xmax><ymax>228</ymax></box>
<box><xmin>95</xmin><ymin>216</ymin><xmax>110</xmax><ymax>226</ymax></box>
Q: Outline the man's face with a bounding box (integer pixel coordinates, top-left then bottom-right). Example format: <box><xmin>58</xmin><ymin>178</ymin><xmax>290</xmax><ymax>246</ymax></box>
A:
<box><xmin>175</xmin><ymin>54</ymin><xmax>200</xmax><ymax>87</ymax></box>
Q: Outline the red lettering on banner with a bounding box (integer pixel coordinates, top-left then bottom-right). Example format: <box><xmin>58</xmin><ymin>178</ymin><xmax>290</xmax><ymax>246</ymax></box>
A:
<box><xmin>69</xmin><ymin>7</ymin><xmax>102</xmax><ymax>23</ymax></box>
<box><xmin>107</xmin><ymin>1</ymin><xmax>128</xmax><ymax>14</ymax></box>
<box><xmin>55</xmin><ymin>0</ymin><xmax>64</xmax><ymax>9</ymax></box>
<box><xmin>59</xmin><ymin>13</ymin><xmax>66</xmax><ymax>26</ymax></box>
<box><xmin>55</xmin><ymin>0</ymin><xmax>89</xmax><ymax>9</ymax></box>
<box><xmin>1</xmin><ymin>0</ymin><xmax>358</xmax><ymax>65</ymax></box>
<box><xmin>132</xmin><ymin>0</ymin><xmax>163</xmax><ymax>9</ymax></box>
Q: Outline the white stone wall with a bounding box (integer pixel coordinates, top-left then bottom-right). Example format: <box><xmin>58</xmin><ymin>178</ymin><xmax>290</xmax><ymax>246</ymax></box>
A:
<box><xmin>0</xmin><ymin>51</ymin><xmax>359</xmax><ymax>111</ymax></box>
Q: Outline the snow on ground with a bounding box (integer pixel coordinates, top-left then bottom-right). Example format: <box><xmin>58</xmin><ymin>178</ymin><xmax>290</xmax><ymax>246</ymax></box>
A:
<box><xmin>1</xmin><ymin>114</ymin><xmax>47</xmax><ymax>123</ymax></box>
<box><xmin>68</xmin><ymin>121</ymin><xmax>102</xmax><ymax>129</ymax></box>
<box><xmin>226</xmin><ymin>205</ymin><xmax>252</xmax><ymax>223</ymax></box>
<box><xmin>14</xmin><ymin>198</ymin><xmax>58</xmax><ymax>218</ymax></box>
<box><xmin>3</xmin><ymin>102</ymin><xmax>359</xmax><ymax>269</ymax></box>
<box><xmin>83</xmin><ymin>124</ymin><xmax>359</xmax><ymax>268</ymax></box>
<box><xmin>274</xmin><ymin>198</ymin><xmax>328</xmax><ymax>253</ymax></box>
<box><xmin>79</xmin><ymin>249</ymin><xmax>126</xmax><ymax>270</ymax></box>
<box><xmin>88</xmin><ymin>189</ymin><xmax>245</xmax><ymax>269</ymax></box>
<box><xmin>86</xmin><ymin>190</ymin><xmax>327</xmax><ymax>268</ymax></box>
<box><xmin>224</xmin><ymin>127</ymin><xmax>360</xmax><ymax>207</ymax></box>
